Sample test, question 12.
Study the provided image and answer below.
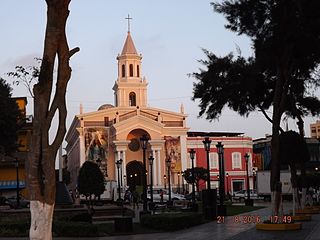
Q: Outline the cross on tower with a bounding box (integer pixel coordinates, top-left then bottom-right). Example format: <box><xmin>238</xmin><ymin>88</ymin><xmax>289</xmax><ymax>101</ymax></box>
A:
<box><xmin>125</xmin><ymin>14</ymin><xmax>132</xmax><ymax>32</ymax></box>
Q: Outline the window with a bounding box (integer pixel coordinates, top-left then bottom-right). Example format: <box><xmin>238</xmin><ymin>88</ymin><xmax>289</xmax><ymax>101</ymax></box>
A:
<box><xmin>129</xmin><ymin>92</ymin><xmax>136</xmax><ymax>106</ymax></box>
<box><xmin>137</xmin><ymin>65</ymin><xmax>140</xmax><ymax>77</ymax></box>
<box><xmin>232</xmin><ymin>152</ymin><xmax>241</xmax><ymax>169</ymax></box>
<box><xmin>129</xmin><ymin>64</ymin><xmax>133</xmax><ymax>77</ymax></box>
<box><xmin>209</xmin><ymin>152</ymin><xmax>218</xmax><ymax>169</ymax></box>
<box><xmin>121</xmin><ymin>64</ymin><xmax>125</xmax><ymax>77</ymax></box>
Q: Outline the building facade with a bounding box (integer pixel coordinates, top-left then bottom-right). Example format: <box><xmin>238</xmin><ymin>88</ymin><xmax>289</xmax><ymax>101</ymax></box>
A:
<box><xmin>65</xmin><ymin>30</ymin><xmax>255</xmax><ymax>197</ymax></box>
<box><xmin>311</xmin><ymin>120</ymin><xmax>320</xmax><ymax>139</ymax></box>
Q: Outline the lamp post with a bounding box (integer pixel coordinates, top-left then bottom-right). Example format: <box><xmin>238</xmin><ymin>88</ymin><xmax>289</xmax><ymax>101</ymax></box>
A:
<box><xmin>166</xmin><ymin>158</ymin><xmax>172</xmax><ymax>203</ymax></box>
<box><xmin>226</xmin><ymin>173</ymin><xmax>229</xmax><ymax>199</ymax></box>
<box><xmin>182</xmin><ymin>172</ymin><xmax>185</xmax><ymax>194</ymax></box>
<box><xmin>148</xmin><ymin>155</ymin><xmax>154</xmax><ymax>203</ymax></box>
<box><xmin>140</xmin><ymin>134</ymin><xmax>149</xmax><ymax>212</ymax></box>
<box><xmin>189</xmin><ymin>149</ymin><xmax>196</xmax><ymax>206</ymax></box>
<box><xmin>252</xmin><ymin>168</ymin><xmax>256</xmax><ymax>191</ymax></box>
<box><xmin>203</xmin><ymin>137</ymin><xmax>212</xmax><ymax>190</ymax></box>
<box><xmin>164</xmin><ymin>175</ymin><xmax>167</xmax><ymax>189</ymax></box>
<box><xmin>15</xmin><ymin>158</ymin><xmax>20</xmax><ymax>208</ymax></box>
<box><xmin>216</xmin><ymin>142</ymin><xmax>226</xmax><ymax>215</ymax></box>
<box><xmin>244</xmin><ymin>153</ymin><xmax>252</xmax><ymax>206</ymax></box>
<box><xmin>177</xmin><ymin>172</ymin><xmax>181</xmax><ymax>194</ymax></box>
<box><xmin>119</xmin><ymin>158</ymin><xmax>123</xmax><ymax>187</ymax></box>
<box><xmin>116</xmin><ymin>159</ymin><xmax>122</xmax><ymax>203</ymax></box>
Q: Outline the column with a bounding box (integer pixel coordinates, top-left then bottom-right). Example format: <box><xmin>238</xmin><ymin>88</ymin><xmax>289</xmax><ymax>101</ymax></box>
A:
<box><xmin>157</xmin><ymin>150</ymin><xmax>161</xmax><ymax>186</ymax></box>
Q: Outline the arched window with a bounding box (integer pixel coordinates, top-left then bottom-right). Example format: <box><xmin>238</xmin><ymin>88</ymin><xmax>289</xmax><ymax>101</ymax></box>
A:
<box><xmin>137</xmin><ymin>65</ymin><xmax>140</xmax><ymax>77</ymax></box>
<box><xmin>129</xmin><ymin>64</ymin><xmax>134</xmax><ymax>77</ymax></box>
<box><xmin>121</xmin><ymin>64</ymin><xmax>125</xmax><ymax>77</ymax></box>
<box><xmin>129</xmin><ymin>92</ymin><xmax>136</xmax><ymax>106</ymax></box>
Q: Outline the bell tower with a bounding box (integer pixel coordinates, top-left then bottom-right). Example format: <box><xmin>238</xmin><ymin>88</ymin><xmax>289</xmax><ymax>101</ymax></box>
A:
<box><xmin>113</xmin><ymin>15</ymin><xmax>148</xmax><ymax>108</ymax></box>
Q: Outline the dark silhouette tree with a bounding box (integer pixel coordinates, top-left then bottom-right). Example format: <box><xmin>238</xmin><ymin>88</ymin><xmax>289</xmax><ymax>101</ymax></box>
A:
<box><xmin>26</xmin><ymin>1</ymin><xmax>79</xmax><ymax>239</ymax></box>
<box><xmin>183</xmin><ymin>167</ymin><xmax>207</xmax><ymax>194</ymax></box>
<box><xmin>0</xmin><ymin>78</ymin><xmax>21</xmax><ymax>155</ymax></box>
<box><xmin>192</xmin><ymin>0</ymin><xmax>320</xmax><ymax>216</ymax></box>
<box><xmin>78</xmin><ymin>161</ymin><xmax>105</xmax><ymax>211</ymax></box>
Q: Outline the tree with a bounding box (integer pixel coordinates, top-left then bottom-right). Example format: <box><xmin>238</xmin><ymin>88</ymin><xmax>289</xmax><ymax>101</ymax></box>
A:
<box><xmin>78</xmin><ymin>161</ymin><xmax>105</xmax><ymax>211</ymax></box>
<box><xmin>27</xmin><ymin>1</ymin><xmax>79</xmax><ymax>239</ymax></box>
<box><xmin>0</xmin><ymin>78</ymin><xmax>21</xmax><ymax>155</ymax></box>
<box><xmin>192</xmin><ymin>0</ymin><xmax>320</xmax><ymax>216</ymax></box>
<box><xmin>183</xmin><ymin>167</ymin><xmax>207</xmax><ymax>194</ymax></box>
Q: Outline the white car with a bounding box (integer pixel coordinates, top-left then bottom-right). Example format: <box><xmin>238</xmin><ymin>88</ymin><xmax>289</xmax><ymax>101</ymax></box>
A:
<box><xmin>232</xmin><ymin>189</ymin><xmax>263</xmax><ymax>202</ymax></box>
<box><xmin>147</xmin><ymin>189</ymin><xmax>186</xmax><ymax>202</ymax></box>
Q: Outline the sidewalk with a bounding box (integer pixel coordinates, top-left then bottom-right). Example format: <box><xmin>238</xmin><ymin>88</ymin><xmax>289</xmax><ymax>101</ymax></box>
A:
<box><xmin>3</xmin><ymin>202</ymin><xmax>320</xmax><ymax>240</ymax></box>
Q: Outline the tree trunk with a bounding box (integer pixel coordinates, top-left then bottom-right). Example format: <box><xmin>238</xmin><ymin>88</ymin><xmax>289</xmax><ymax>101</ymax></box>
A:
<box><xmin>27</xmin><ymin>1</ymin><xmax>79</xmax><ymax>239</ymax></box>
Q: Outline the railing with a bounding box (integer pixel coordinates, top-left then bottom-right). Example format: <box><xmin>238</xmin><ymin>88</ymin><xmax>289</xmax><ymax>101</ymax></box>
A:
<box><xmin>119</xmin><ymin>110</ymin><xmax>137</xmax><ymax>122</ymax></box>
<box><xmin>140</xmin><ymin>110</ymin><xmax>158</xmax><ymax>121</ymax></box>
<box><xmin>162</xmin><ymin>121</ymin><xmax>183</xmax><ymax>127</ymax></box>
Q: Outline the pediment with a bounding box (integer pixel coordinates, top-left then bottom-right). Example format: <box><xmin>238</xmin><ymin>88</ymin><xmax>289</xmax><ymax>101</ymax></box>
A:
<box><xmin>113</xmin><ymin>115</ymin><xmax>165</xmax><ymax>136</ymax></box>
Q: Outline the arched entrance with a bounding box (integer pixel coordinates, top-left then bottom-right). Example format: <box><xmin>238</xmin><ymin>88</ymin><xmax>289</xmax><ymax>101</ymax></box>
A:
<box><xmin>126</xmin><ymin>160</ymin><xmax>145</xmax><ymax>188</ymax></box>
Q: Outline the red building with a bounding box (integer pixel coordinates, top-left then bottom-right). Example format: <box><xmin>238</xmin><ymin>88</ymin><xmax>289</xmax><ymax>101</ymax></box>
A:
<box><xmin>187</xmin><ymin>132</ymin><xmax>253</xmax><ymax>194</ymax></box>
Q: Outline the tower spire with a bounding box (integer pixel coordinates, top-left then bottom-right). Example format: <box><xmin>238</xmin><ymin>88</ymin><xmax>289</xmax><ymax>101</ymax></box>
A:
<box><xmin>125</xmin><ymin>14</ymin><xmax>132</xmax><ymax>32</ymax></box>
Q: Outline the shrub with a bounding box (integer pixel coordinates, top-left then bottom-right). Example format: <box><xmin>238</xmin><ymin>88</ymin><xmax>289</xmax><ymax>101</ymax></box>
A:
<box><xmin>53</xmin><ymin>221</ymin><xmax>99</xmax><ymax>237</ymax></box>
<box><xmin>0</xmin><ymin>220</ymin><xmax>30</xmax><ymax>237</ymax></box>
<box><xmin>69</xmin><ymin>212</ymin><xmax>92</xmax><ymax>223</ymax></box>
<box><xmin>141</xmin><ymin>212</ymin><xmax>204</xmax><ymax>231</ymax></box>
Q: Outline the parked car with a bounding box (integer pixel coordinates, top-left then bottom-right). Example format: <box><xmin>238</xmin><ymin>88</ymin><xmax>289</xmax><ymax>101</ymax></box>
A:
<box><xmin>147</xmin><ymin>189</ymin><xmax>186</xmax><ymax>202</ymax></box>
<box><xmin>6</xmin><ymin>196</ymin><xmax>30</xmax><ymax>208</ymax></box>
<box><xmin>232</xmin><ymin>190</ymin><xmax>263</xmax><ymax>202</ymax></box>
<box><xmin>184</xmin><ymin>191</ymin><xmax>201</xmax><ymax>201</ymax></box>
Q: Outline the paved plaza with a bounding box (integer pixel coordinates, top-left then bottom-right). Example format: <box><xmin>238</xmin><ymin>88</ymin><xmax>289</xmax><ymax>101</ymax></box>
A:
<box><xmin>3</xmin><ymin>202</ymin><xmax>320</xmax><ymax>240</ymax></box>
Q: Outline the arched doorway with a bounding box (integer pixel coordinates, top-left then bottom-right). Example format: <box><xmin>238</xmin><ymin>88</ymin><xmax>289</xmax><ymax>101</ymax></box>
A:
<box><xmin>126</xmin><ymin>160</ymin><xmax>145</xmax><ymax>188</ymax></box>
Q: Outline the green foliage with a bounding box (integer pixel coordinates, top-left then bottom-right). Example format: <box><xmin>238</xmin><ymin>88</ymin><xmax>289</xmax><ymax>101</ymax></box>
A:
<box><xmin>279</xmin><ymin>130</ymin><xmax>310</xmax><ymax>165</ymax></box>
<box><xmin>78</xmin><ymin>161</ymin><xmax>105</xmax><ymax>199</ymax></box>
<box><xmin>140</xmin><ymin>212</ymin><xmax>204</xmax><ymax>231</ymax></box>
<box><xmin>192</xmin><ymin>0</ymin><xmax>320</xmax><ymax>121</ymax></box>
<box><xmin>0</xmin><ymin>220</ymin><xmax>30</xmax><ymax>237</ymax></box>
<box><xmin>0</xmin><ymin>78</ymin><xmax>21</xmax><ymax>155</ymax></box>
<box><xmin>183</xmin><ymin>167</ymin><xmax>207</xmax><ymax>187</ymax></box>
<box><xmin>53</xmin><ymin>221</ymin><xmax>99</xmax><ymax>237</ymax></box>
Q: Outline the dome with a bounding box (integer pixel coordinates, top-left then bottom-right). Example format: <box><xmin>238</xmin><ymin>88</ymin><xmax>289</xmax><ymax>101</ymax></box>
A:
<box><xmin>98</xmin><ymin>104</ymin><xmax>114</xmax><ymax>111</ymax></box>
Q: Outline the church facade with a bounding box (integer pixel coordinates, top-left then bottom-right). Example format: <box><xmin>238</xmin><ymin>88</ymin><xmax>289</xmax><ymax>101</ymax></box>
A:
<box><xmin>65</xmin><ymin>31</ymin><xmax>189</xmax><ymax>196</ymax></box>
<box><xmin>65</xmin><ymin>30</ymin><xmax>254</xmax><ymax>197</ymax></box>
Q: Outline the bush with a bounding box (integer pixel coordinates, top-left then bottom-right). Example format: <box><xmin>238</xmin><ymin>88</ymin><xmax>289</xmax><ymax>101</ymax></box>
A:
<box><xmin>69</xmin><ymin>212</ymin><xmax>92</xmax><ymax>223</ymax></box>
<box><xmin>141</xmin><ymin>212</ymin><xmax>204</xmax><ymax>231</ymax></box>
<box><xmin>0</xmin><ymin>220</ymin><xmax>30</xmax><ymax>237</ymax></box>
<box><xmin>53</xmin><ymin>221</ymin><xmax>99</xmax><ymax>237</ymax></box>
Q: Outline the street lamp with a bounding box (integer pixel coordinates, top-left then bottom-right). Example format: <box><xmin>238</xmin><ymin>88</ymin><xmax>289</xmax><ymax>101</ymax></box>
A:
<box><xmin>244</xmin><ymin>153</ymin><xmax>252</xmax><ymax>206</ymax></box>
<box><xmin>116</xmin><ymin>159</ymin><xmax>122</xmax><ymax>203</ymax></box>
<box><xmin>148</xmin><ymin>155</ymin><xmax>154</xmax><ymax>203</ymax></box>
<box><xmin>164</xmin><ymin>175</ymin><xmax>167</xmax><ymax>189</ymax></box>
<box><xmin>119</xmin><ymin>158</ymin><xmax>123</xmax><ymax>187</ymax></box>
<box><xmin>166</xmin><ymin>158</ymin><xmax>172</xmax><ymax>203</ymax></box>
<box><xmin>189</xmin><ymin>149</ymin><xmax>196</xmax><ymax>206</ymax></box>
<box><xmin>216</xmin><ymin>142</ymin><xmax>226</xmax><ymax>215</ymax></box>
<box><xmin>177</xmin><ymin>172</ymin><xmax>181</xmax><ymax>194</ymax></box>
<box><xmin>252</xmin><ymin>168</ymin><xmax>256</xmax><ymax>190</ymax></box>
<box><xmin>15</xmin><ymin>158</ymin><xmax>20</xmax><ymax>208</ymax></box>
<box><xmin>140</xmin><ymin>134</ymin><xmax>149</xmax><ymax>212</ymax></box>
<box><xmin>203</xmin><ymin>137</ymin><xmax>212</xmax><ymax>190</ymax></box>
<box><xmin>226</xmin><ymin>173</ymin><xmax>229</xmax><ymax>200</ymax></box>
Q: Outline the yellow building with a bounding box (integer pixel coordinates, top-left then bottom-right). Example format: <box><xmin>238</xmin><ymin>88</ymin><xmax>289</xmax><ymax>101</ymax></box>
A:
<box><xmin>0</xmin><ymin>97</ymin><xmax>32</xmax><ymax>198</ymax></box>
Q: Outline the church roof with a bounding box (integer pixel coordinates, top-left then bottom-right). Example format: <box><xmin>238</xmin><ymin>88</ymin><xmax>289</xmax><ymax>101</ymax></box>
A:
<box><xmin>121</xmin><ymin>32</ymin><xmax>138</xmax><ymax>55</ymax></box>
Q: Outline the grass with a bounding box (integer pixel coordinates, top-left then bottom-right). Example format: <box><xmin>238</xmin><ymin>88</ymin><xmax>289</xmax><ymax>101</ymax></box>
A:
<box><xmin>226</xmin><ymin>205</ymin><xmax>265</xmax><ymax>216</ymax></box>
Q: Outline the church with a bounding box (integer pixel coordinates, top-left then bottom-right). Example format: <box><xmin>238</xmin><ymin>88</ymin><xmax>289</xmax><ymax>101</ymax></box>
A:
<box><xmin>65</xmin><ymin>28</ymin><xmax>254</xmax><ymax>198</ymax></box>
<box><xmin>65</xmin><ymin>29</ymin><xmax>190</xmax><ymax>198</ymax></box>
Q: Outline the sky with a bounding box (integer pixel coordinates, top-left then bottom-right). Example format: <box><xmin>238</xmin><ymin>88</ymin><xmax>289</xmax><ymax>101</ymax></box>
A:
<box><xmin>0</xmin><ymin>0</ymin><xmax>318</xmax><ymax>143</ymax></box>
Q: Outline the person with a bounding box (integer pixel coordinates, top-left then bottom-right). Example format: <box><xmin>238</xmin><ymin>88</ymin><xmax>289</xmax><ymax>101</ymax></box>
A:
<box><xmin>160</xmin><ymin>189</ymin><xmax>164</xmax><ymax>203</ymax></box>
<box><xmin>132</xmin><ymin>188</ymin><xmax>139</xmax><ymax>209</ymax></box>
